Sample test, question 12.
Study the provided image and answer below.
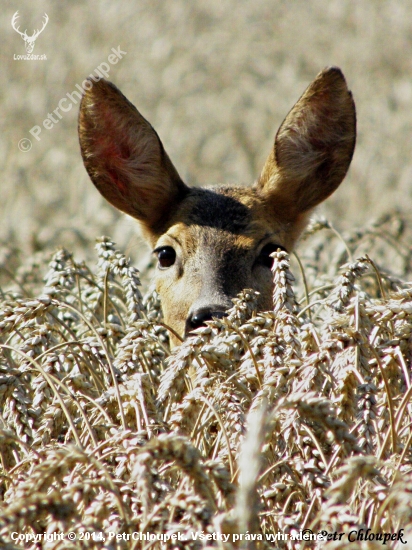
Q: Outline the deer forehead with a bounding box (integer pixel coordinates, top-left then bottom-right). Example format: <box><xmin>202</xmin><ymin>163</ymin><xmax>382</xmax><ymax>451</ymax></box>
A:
<box><xmin>158</xmin><ymin>224</ymin><xmax>256</xmax><ymax>260</ymax></box>
<box><xmin>153</xmin><ymin>186</ymin><xmax>287</xmax><ymax>256</ymax></box>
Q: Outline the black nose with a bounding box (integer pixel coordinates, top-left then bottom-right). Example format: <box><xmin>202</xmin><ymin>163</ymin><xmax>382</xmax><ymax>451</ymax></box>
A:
<box><xmin>186</xmin><ymin>307</ymin><xmax>228</xmax><ymax>333</ymax></box>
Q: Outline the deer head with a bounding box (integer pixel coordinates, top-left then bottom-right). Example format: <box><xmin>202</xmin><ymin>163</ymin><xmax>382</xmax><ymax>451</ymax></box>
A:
<box><xmin>79</xmin><ymin>67</ymin><xmax>356</xmax><ymax>346</ymax></box>
<box><xmin>12</xmin><ymin>11</ymin><xmax>49</xmax><ymax>53</ymax></box>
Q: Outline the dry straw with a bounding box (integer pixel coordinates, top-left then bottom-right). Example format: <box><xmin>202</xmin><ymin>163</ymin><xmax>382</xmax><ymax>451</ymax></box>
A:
<box><xmin>1</xmin><ymin>212</ymin><xmax>412</xmax><ymax>549</ymax></box>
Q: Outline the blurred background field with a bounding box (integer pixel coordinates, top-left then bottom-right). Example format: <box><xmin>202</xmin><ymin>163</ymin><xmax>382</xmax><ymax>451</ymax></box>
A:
<box><xmin>2</xmin><ymin>0</ymin><xmax>412</xmax><ymax>268</ymax></box>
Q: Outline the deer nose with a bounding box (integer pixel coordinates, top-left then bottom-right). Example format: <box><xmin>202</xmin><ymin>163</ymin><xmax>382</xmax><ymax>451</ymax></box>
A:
<box><xmin>186</xmin><ymin>306</ymin><xmax>228</xmax><ymax>333</ymax></box>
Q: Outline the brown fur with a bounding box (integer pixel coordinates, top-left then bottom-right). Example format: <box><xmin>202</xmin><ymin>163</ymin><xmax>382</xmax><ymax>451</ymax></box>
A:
<box><xmin>79</xmin><ymin>67</ymin><xmax>356</xmax><ymax>346</ymax></box>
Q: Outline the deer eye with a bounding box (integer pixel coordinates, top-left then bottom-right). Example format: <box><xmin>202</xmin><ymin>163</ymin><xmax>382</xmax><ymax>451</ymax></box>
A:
<box><xmin>154</xmin><ymin>246</ymin><xmax>176</xmax><ymax>269</ymax></box>
<box><xmin>257</xmin><ymin>243</ymin><xmax>287</xmax><ymax>269</ymax></box>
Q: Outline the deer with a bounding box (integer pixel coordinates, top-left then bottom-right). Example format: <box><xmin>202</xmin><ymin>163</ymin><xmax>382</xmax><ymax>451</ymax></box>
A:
<box><xmin>11</xmin><ymin>11</ymin><xmax>49</xmax><ymax>54</ymax></box>
<box><xmin>79</xmin><ymin>67</ymin><xmax>356</xmax><ymax>347</ymax></box>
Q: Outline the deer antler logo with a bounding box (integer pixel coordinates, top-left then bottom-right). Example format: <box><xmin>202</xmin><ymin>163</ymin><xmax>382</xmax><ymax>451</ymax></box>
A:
<box><xmin>11</xmin><ymin>11</ymin><xmax>49</xmax><ymax>54</ymax></box>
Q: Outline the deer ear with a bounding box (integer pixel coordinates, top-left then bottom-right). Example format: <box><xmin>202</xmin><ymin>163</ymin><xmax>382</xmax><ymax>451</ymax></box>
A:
<box><xmin>255</xmin><ymin>67</ymin><xmax>356</xmax><ymax>220</ymax></box>
<box><xmin>79</xmin><ymin>79</ymin><xmax>189</xmax><ymax>235</ymax></box>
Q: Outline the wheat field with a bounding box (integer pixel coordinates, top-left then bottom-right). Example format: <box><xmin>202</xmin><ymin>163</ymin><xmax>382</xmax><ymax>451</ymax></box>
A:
<box><xmin>2</xmin><ymin>1</ymin><xmax>412</xmax><ymax>548</ymax></box>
